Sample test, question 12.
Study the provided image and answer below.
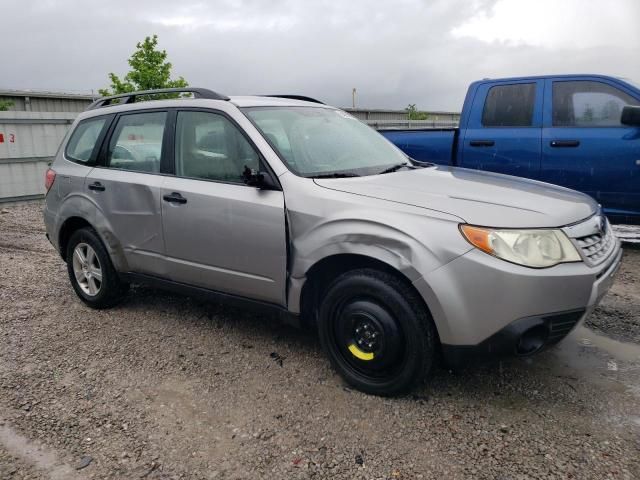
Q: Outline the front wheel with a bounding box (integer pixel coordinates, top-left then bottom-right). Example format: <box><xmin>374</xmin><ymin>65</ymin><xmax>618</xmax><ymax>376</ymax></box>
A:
<box><xmin>66</xmin><ymin>227</ymin><xmax>126</xmax><ymax>309</ymax></box>
<box><xmin>317</xmin><ymin>268</ymin><xmax>437</xmax><ymax>396</ymax></box>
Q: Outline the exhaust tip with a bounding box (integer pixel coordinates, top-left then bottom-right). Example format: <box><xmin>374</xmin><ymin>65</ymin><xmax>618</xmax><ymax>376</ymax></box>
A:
<box><xmin>516</xmin><ymin>325</ymin><xmax>548</xmax><ymax>356</ymax></box>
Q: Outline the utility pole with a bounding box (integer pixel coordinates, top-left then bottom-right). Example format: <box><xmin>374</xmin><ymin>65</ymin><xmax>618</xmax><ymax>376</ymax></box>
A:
<box><xmin>352</xmin><ymin>88</ymin><xmax>357</xmax><ymax>109</ymax></box>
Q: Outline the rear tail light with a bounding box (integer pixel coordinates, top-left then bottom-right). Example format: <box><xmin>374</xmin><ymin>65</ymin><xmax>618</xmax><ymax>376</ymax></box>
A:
<box><xmin>45</xmin><ymin>168</ymin><xmax>56</xmax><ymax>193</ymax></box>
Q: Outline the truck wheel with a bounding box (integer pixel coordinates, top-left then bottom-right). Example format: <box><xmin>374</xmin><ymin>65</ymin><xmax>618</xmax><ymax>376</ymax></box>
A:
<box><xmin>318</xmin><ymin>268</ymin><xmax>437</xmax><ymax>396</ymax></box>
<box><xmin>66</xmin><ymin>227</ymin><xmax>126</xmax><ymax>309</ymax></box>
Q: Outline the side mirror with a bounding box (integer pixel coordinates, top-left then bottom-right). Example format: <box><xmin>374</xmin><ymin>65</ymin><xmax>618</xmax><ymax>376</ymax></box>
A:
<box><xmin>621</xmin><ymin>105</ymin><xmax>640</xmax><ymax>126</ymax></box>
<box><xmin>242</xmin><ymin>166</ymin><xmax>279</xmax><ymax>190</ymax></box>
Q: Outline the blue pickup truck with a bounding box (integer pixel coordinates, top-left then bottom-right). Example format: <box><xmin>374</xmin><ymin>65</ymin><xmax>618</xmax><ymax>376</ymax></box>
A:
<box><xmin>381</xmin><ymin>75</ymin><xmax>640</xmax><ymax>224</ymax></box>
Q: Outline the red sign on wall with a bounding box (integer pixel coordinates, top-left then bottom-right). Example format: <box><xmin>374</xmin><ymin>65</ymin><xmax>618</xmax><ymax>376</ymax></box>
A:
<box><xmin>0</xmin><ymin>133</ymin><xmax>4</xmax><ymax>143</ymax></box>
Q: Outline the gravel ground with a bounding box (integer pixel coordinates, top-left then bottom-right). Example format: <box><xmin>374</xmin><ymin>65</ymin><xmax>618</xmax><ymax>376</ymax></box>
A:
<box><xmin>1</xmin><ymin>202</ymin><xmax>639</xmax><ymax>479</ymax></box>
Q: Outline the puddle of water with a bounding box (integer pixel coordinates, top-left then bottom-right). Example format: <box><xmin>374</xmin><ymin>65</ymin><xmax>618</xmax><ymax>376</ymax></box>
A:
<box><xmin>0</xmin><ymin>422</ymin><xmax>81</xmax><ymax>480</ymax></box>
<box><xmin>543</xmin><ymin>325</ymin><xmax>640</xmax><ymax>397</ymax></box>
<box><xmin>569</xmin><ymin>325</ymin><xmax>640</xmax><ymax>363</ymax></box>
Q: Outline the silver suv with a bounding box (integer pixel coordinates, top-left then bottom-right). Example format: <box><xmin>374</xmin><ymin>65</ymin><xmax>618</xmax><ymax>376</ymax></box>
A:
<box><xmin>43</xmin><ymin>88</ymin><xmax>622</xmax><ymax>395</ymax></box>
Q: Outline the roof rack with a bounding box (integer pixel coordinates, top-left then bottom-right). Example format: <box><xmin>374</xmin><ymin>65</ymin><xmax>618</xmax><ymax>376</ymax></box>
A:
<box><xmin>87</xmin><ymin>87</ymin><xmax>229</xmax><ymax>110</ymax></box>
<box><xmin>262</xmin><ymin>95</ymin><xmax>324</xmax><ymax>105</ymax></box>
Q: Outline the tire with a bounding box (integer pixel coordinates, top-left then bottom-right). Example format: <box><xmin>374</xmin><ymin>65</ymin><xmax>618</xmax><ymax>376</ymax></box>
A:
<box><xmin>317</xmin><ymin>268</ymin><xmax>437</xmax><ymax>396</ymax></box>
<box><xmin>65</xmin><ymin>227</ymin><xmax>126</xmax><ymax>309</ymax></box>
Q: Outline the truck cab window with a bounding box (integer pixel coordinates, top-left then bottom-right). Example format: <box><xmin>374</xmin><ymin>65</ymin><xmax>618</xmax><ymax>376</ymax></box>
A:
<box><xmin>553</xmin><ymin>81</ymin><xmax>640</xmax><ymax>127</ymax></box>
<box><xmin>481</xmin><ymin>83</ymin><xmax>536</xmax><ymax>127</ymax></box>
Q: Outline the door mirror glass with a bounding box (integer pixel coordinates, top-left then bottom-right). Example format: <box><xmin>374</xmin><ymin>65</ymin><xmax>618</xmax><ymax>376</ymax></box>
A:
<box><xmin>621</xmin><ymin>105</ymin><xmax>640</xmax><ymax>126</ymax></box>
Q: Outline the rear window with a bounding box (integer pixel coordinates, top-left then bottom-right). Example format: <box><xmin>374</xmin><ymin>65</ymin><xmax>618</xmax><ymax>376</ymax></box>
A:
<box><xmin>65</xmin><ymin>117</ymin><xmax>109</xmax><ymax>164</ymax></box>
<box><xmin>481</xmin><ymin>83</ymin><xmax>536</xmax><ymax>127</ymax></box>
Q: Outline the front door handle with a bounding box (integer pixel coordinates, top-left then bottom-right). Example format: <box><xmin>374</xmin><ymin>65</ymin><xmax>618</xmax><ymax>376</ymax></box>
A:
<box><xmin>163</xmin><ymin>192</ymin><xmax>187</xmax><ymax>204</ymax></box>
<box><xmin>469</xmin><ymin>140</ymin><xmax>495</xmax><ymax>147</ymax></box>
<box><xmin>88</xmin><ymin>181</ymin><xmax>105</xmax><ymax>191</ymax></box>
<box><xmin>550</xmin><ymin>140</ymin><xmax>580</xmax><ymax>148</ymax></box>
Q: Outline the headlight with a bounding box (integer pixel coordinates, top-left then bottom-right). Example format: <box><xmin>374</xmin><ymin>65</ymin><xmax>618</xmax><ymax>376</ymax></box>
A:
<box><xmin>459</xmin><ymin>224</ymin><xmax>581</xmax><ymax>268</ymax></box>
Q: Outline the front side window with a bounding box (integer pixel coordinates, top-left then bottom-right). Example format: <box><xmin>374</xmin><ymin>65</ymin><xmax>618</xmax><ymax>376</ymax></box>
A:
<box><xmin>174</xmin><ymin>111</ymin><xmax>259</xmax><ymax>183</ymax></box>
<box><xmin>482</xmin><ymin>83</ymin><xmax>536</xmax><ymax>127</ymax></box>
<box><xmin>107</xmin><ymin>111</ymin><xmax>166</xmax><ymax>172</ymax></box>
<box><xmin>553</xmin><ymin>81</ymin><xmax>640</xmax><ymax>127</ymax></box>
<box><xmin>243</xmin><ymin>107</ymin><xmax>409</xmax><ymax>177</ymax></box>
<box><xmin>65</xmin><ymin>117</ymin><xmax>108</xmax><ymax>164</ymax></box>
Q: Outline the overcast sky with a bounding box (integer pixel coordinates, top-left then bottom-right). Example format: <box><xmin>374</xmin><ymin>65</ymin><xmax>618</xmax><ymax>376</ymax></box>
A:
<box><xmin>3</xmin><ymin>0</ymin><xmax>639</xmax><ymax>110</ymax></box>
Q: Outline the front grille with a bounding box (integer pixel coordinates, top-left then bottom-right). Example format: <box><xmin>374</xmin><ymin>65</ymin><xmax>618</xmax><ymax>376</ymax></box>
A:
<box><xmin>565</xmin><ymin>215</ymin><xmax>616</xmax><ymax>267</ymax></box>
<box><xmin>574</xmin><ymin>222</ymin><xmax>615</xmax><ymax>266</ymax></box>
<box><xmin>545</xmin><ymin>310</ymin><xmax>584</xmax><ymax>344</ymax></box>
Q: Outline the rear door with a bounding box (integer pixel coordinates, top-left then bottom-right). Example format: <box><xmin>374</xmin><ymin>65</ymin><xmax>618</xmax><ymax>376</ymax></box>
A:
<box><xmin>541</xmin><ymin>79</ymin><xmax>640</xmax><ymax>222</ymax></box>
<box><xmin>461</xmin><ymin>80</ymin><xmax>543</xmax><ymax>179</ymax></box>
<box><xmin>86</xmin><ymin>109</ymin><xmax>168</xmax><ymax>276</ymax></box>
<box><xmin>160</xmin><ymin>108</ymin><xmax>287</xmax><ymax>305</ymax></box>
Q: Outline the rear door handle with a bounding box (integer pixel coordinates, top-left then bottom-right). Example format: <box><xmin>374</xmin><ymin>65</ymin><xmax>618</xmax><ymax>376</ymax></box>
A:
<box><xmin>469</xmin><ymin>140</ymin><xmax>495</xmax><ymax>147</ymax></box>
<box><xmin>550</xmin><ymin>140</ymin><xmax>580</xmax><ymax>148</ymax></box>
<box><xmin>87</xmin><ymin>181</ymin><xmax>105</xmax><ymax>191</ymax></box>
<box><xmin>163</xmin><ymin>192</ymin><xmax>187</xmax><ymax>204</ymax></box>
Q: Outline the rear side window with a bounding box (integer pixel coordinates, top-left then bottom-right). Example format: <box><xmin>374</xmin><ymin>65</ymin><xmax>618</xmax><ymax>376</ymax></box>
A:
<box><xmin>553</xmin><ymin>81</ymin><xmax>640</xmax><ymax>127</ymax></box>
<box><xmin>482</xmin><ymin>83</ymin><xmax>536</xmax><ymax>127</ymax></box>
<box><xmin>106</xmin><ymin>111</ymin><xmax>167</xmax><ymax>173</ymax></box>
<box><xmin>65</xmin><ymin>117</ymin><xmax>108</xmax><ymax>164</ymax></box>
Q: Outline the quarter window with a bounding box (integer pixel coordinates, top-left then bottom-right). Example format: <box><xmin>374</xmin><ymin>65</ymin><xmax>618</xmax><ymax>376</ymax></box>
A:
<box><xmin>482</xmin><ymin>83</ymin><xmax>536</xmax><ymax>127</ymax></box>
<box><xmin>107</xmin><ymin>111</ymin><xmax>167</xmax><ymax>172</ymax></box>
<box><xmin>552</xmin><ymin>81</ymin><xmax>640</xmax><ymax>127</ymax></box>
<box><xmin>175</xmin><ymin>111</ymin><xmax>260</xmax><ymax>183</ymax></box>
<box><xmin>65</xmin><ymin>117</ymin><xmax>108</xmax><ymax>164</ymax></box>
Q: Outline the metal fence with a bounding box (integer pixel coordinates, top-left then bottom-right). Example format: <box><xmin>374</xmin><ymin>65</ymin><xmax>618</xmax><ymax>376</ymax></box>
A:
<box><xmin>0</xmin><ymin>111</ymin><xmax>76</xmax><ymax>202</ymax></box>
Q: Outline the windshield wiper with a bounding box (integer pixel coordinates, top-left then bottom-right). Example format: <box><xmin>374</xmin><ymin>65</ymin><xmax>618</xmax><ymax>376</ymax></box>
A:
<box><xmin>309</xmin><ymin>172</ymin><xmax>361</xmax><ymax>179</ymax></box>
<box><xmin>378</xmin><ymin>162</ymin><xmax>411</xmax><ymax>174</ymax></box>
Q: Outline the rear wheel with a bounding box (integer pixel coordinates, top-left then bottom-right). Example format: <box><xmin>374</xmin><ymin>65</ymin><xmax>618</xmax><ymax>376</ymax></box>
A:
<box><xmin>66</xmin><ymin>227</ymin><xmax>126</xmax><ymax>309</ymax></box>
<box><xmin>317</xmin><ymin>268</ymin><xmax>437</xmax><ymax>396</ymax></box>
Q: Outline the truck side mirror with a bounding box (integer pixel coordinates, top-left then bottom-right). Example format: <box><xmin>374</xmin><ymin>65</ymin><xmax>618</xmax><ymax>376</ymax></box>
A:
<box><xmin>621</xmin><ymin>105</ymin><xmax>640</xmax><ymax>126</ymax></box>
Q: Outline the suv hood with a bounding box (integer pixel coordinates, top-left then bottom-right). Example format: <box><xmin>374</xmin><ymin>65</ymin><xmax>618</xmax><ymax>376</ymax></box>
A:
<box><xmin>314</xmin><ymin>166</ymin><xmax>598</xmax><ymax>228</ymax></box>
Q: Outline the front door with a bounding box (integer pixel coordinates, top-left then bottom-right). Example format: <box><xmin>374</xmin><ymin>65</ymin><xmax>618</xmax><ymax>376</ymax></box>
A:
<box><xmin>541</xmin><ymin>79</ymin><xmax>640</xmax><ymax>222</ymax></box>
<box><xmin>160</xmin><ymin>109</ymin><xmax>287</xmax><ymax>305</ymax></box>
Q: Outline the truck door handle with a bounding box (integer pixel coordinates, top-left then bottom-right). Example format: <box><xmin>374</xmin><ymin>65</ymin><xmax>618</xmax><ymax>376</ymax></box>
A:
<box><xmin>163</xmin><ymin>192</ymin><xmax>187</xmax><ymax>204</ymax></box>
<box><xmin>550</xmin><ymin>140</ymin><xmax>580</xmax><ymax>148</ymax></box>
<box><xmin>87</xmin><ymin>181</ymin><xmax>105</xmax><ymax>191</ymax></box>
<box><xmin>469</xmin><ymin>140</ymin><xmax>495</xmax><ymax>147</ymax></box>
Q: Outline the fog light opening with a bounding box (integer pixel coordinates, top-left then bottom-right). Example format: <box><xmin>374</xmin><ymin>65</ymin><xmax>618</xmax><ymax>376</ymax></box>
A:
<box><xmin>516</xmin><ymin>325</ymin><xmax>548</xmax><ymax>356</ymax></box>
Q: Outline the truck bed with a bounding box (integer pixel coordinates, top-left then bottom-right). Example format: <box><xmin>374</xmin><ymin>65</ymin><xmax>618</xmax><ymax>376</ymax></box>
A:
<box><xmin>379</xmin><ymin>128</ymin><xmax>457</xmax><ymax>165</ymax></box>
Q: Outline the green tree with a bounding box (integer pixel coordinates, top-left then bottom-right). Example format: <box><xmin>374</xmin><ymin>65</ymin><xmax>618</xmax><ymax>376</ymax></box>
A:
<box><xmin>405</xmin><ymin>103</ymin><xmax>429</xmax><ymax>120</ymax></box>
<box><xmin>0</xmin><ymin>99</ymin><xmax>14</xmax><ymax>111</ymax></box>
<box><xmin>98</xmin><ymin>35</ymin><xmax>188</xmax><ymax>98</ymax></box>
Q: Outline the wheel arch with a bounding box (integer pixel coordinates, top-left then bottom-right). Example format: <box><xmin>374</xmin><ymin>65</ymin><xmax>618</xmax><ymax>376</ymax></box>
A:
<box><xmin>295</xmin><ymin>253</ymin><xmax>436</xmax><ymax>336</ymax></box>
<box><xmin>57</xmin><ymin>214</ymin><xmax>128</xmax><ymax>272</ymax></box>
<box><xmin>58</xmin><ymin>216</ymin><xmax>93</xmax><ymax>261</ymax></box>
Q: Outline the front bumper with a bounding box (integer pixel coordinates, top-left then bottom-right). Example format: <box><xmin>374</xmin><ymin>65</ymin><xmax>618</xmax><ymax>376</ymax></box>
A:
<box><xmin>413</xmin><ymin>239</ymin><xmax>622</xmax><ymax>367</ymax></box>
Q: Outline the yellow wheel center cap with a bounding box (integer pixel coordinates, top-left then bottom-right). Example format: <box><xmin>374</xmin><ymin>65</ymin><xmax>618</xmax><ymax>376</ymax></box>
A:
<box><xmin>348</xmin><ymin>343</ymin><xmax>375</xmax><ymax>361</ymax></box>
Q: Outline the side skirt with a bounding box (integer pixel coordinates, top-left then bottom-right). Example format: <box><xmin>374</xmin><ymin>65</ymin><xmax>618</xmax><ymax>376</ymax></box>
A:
<box><xmin>119</xmin><ymin>272</ymin><xmax>301</xmax><ymax>328</ymax></box>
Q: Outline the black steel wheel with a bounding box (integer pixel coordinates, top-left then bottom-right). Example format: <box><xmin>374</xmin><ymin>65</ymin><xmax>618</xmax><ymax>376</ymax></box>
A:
<box><xmin>318</xmin><ymin>268</ymin><xmax>437</xmax><ymax>396</ymax></box>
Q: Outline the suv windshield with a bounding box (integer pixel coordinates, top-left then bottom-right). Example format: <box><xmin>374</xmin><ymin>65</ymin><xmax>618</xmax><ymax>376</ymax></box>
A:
<box><xmin>243</xmin><ymin>106</ymin><xmax>409</xmax><ymax>177</ymax></box>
